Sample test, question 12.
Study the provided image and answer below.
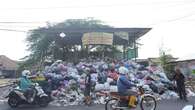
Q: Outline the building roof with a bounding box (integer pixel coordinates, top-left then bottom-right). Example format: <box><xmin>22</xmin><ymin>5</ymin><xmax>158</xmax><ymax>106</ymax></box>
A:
<box><xmin>168</xmin><ymin>54</ymin><xmax>195</xmax><ymax>63</ymax></box>
<box><xmin>177</xmin><ymin>54</ymin><xmax>195</xmax><ymax>62</ymax></box>
<box><xmin>0</xmin><ymin>55</ymin><xmax>18</xmax><ymax>70</ymax></box>
<box><xmin>168</xmin><ymin>59</ymin><xmax>195</xmax><ymax>64</ymax></box>
<box><xmin>42</xmin><ymin>27</ymin><xmax>151</xmax><ymax>45</ymax></box>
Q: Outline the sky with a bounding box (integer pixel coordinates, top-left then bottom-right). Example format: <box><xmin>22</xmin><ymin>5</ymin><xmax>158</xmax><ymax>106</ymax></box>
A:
<box><xmin>0</xmin><ymin>0</ymin><xmax>195</xmax><ymax>60</ymax></box>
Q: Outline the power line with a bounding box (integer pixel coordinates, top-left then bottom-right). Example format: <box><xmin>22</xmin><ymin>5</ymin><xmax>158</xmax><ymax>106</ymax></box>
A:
<box><xmin>0</xmin><ymin>28</ymin><xmax>27</xmax><ymax>32</ymax></box>
<box><xmin>148</xmin><ymin>11</ymin><xmax>195</xmax><ymax>26</ymax></box>
<box><xmin>0</xmin><ymin>21</ymin><xmax>46</xmax><ymax>24</ymax></box>
<box><xmin>0</xmin><ymin>0</ymin><xmax>194</xmax><ymax>10</ymax></box>
<box><xmin>166</xmin><ymin>13</ymin><xmax>195</xmax><ymax>22</ymax></box>
<box><xmin>0</xmin><ymin>24</ymin><xmax>43</xmax><ymax>28</ymax></box>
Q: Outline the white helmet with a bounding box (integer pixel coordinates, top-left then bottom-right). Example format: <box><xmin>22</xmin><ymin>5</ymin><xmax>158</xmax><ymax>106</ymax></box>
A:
<box><xmin>22</xmin><ymin>70</ymin><xmax>31</xmax><ymax>77</ymax></box>
<box><xmin>119</xmin><ymin>66</ymin><xmax>129</xmax><ymax>75</ymax></box>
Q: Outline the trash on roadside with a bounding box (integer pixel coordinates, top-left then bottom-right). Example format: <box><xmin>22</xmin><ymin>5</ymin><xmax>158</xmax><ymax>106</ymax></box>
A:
<box><xmin>9</xmin><ymin>58</ymin><xmax>195</xmax><ymax>107</ymax></box>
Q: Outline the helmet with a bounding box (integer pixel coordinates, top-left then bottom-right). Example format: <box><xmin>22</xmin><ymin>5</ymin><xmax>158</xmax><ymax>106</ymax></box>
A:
<box><xmin>22</xmin><ymin>70</ymin><xmax>31</xmax><ymax>77</ymax></box>
<box><xmin>119</xmin><ymin>66</ymin><xmax>129</xmax><ymax>75</ymax></box>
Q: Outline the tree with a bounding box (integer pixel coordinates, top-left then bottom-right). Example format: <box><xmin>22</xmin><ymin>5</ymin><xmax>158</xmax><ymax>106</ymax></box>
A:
<box><xmin>159</xmin><ymin>48</ymin><xmax>176</xmax><ymax>78</ymax></box>
<box><xmin>22</xmin><ymin>18</ymin><xmax>111</xmax><ymax>69</ymax></box>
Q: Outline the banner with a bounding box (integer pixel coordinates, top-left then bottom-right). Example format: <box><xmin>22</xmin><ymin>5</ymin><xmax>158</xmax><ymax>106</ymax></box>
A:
<box><xmin>114</xmin><ymin>32</ymin><xmax>129</xmax><ymax>41</ymax></box>
<box><xmin>82</xmin><ymin>32</ymin><xmax>113</xmax><ymax>45</ymax></box>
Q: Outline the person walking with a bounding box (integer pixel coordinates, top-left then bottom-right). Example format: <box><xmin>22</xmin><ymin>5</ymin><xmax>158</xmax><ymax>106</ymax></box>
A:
<box><xmin>173</xmin><ymin>68</ymin><xmax>188</xmax><ymax>102</ymax></box>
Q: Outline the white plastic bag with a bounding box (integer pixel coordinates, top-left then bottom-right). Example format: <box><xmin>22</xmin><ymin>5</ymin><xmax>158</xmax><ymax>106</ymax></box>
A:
<box><xmin>161</xmin><ymin>90</ymin><xmax>179</xmax><ymax>99</ymax></box>
<box><xmin>95</xmin><ymin>84</ymin><xmax>105</xmax><ymax>91</ymax></box>
<box><xmin>107</xmin><ymin>78</ymin><xmax>114</xmax><ymax>84</ymax></box>
<box><xmin>91</xmin><ymin>73</ymin><xmax>98</xmax><ymax>82</ymax></box>
<box><xmin>110</xmin><ymin>86</ymin><xmax>118</xmax><ymax>92</ymax></box>
<box><xmin>104</xmin><ymin>82</ymin><xmax>110</xmax><ymax>90</ymax></box>
<box><xmin>182</xmin><ymin>105</ymin><xmax>194</xmax><ymax>110</ymax></box>
<box><xmin>169</xmin><ymin>91</ymin><xmax>179</xmax><ymax>99</ymax></box>
<box><xmin>186</xmin><ymin>89</ymin><xmax>195</xmax><ymax>97</ymax></box>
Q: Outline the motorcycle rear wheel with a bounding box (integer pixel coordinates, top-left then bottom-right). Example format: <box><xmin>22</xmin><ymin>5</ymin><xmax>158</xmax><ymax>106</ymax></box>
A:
<box><xmin>8</xmin><ymin>97</ymin><xmax>19</xmax><ymax>108</ymax></box>
<box><xmin>105</xmin><ymin>98</ymin><xmax>119</xmax><ymax>110</ymax></box>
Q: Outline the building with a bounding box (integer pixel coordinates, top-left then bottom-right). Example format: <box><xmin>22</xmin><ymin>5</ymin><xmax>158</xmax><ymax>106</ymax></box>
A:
<box><xmin>46</xmin><ymin>27</ymin><xmax>151</xmax><ymax>60</ymax></box>
<box><xmin>168</xmin><ymin>58</ymin><xmax>195</xmax><ymax>77</ymax></box>
<box><xmin>136</xmin><ymin>57</ymin><xmax>178</xmax><ymax>67</ymax></box>
<box><xmin>0</xmin><ymin>55</ymin><xmax>18</xmax><ymax>78</ymax></box>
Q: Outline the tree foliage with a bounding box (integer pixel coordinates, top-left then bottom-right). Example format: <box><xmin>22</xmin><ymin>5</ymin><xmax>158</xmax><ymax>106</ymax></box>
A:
<box><xmin>159</xmin><ymin>50</ymin><xmax>175</xmax><ymax>78</ymax></box>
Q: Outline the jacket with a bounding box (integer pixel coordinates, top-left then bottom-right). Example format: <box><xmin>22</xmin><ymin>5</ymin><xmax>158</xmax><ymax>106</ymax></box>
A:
<box><xmin>85</xmin><ymin>74</ymin><xmax>91</xmax><ymax>87</ymax></box>
<box><xmin>173</xmin><ymin>72</ymin><xmax>185</xmax><ymax>86</ymax></box>
<box><xmin>19</xmin><ymin>76</ymin><xmax>32</xmax><ymax>91</ymax></box>
<box><xmin>117</xmin><ymin>74</ymin><xmax>135</xmax><ymax>95</ymax></box>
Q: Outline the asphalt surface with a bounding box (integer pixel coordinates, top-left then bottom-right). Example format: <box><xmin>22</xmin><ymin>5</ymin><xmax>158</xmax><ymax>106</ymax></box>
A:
<box><xmin>0</xmin><ymin>85</ymin><xmax>194</xmax><ymax>110</ymax></box>
<box><xmin>0</xmin><ymin>97</ymin><xmax>194</xmax><ymax>110</ymax></box>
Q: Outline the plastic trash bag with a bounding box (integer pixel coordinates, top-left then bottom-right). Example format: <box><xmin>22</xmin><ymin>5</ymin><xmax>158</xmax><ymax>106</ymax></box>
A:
<box><xmin>104</xmin><ymin>82</ymin><xmax>110</xmax><ymax>90</ymax></box>
<box><xmin>107</xmin><ymin>78</ymin><xmax>114</xmax><ymax>84</ymax></box>
<box><xmin>57</xmin><ymin>64</ymin><xmax>67</xmax><ymax>71</ymax></box>
<box><xmin>157</xmin><ymin>72</ymin><xmax>169</xmax><ymax>80</ymax></box>
<box><xmin>95</xmin><ymin>84</ymin><xmax>105</xmax><ymax>91</ymax></box>
<box><xmin>110</xmin><ymin>86</ymin><xmax>118</xmax><ymax>92</ymax></box>
<box><xmin>186</xmin><ymin>89</ymin><xmax>195</xmax><ymax>97</ymax></box>
<box><xmin>142</xmin><ymin>85</ymin><xmax>152</xmax><ymax>93</ymax></box>
<box><xmin>182</xmin><ymin>105</ymin><xmax>194</xmax><ymax>110</ymax></box>
<box><xmin>161</xmin><ymin>90</ymin><xmax>179</xmax><ymax>99</ymax></box>
<box><xmin>91</xmin><ymin>73</ymin><xmax>98</xmax><ymax>82</ymax></box>
<box><xmin>169</xmin><ymin>91</ymin><xmax>179</xmax><ymax>99</ymax></box>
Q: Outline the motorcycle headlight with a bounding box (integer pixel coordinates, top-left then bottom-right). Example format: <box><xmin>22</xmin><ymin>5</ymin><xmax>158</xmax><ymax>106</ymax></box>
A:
<box><xmin>35</xmin><ymin>83</ymin><xmax>39</xmax><ymax>86</ymax></box>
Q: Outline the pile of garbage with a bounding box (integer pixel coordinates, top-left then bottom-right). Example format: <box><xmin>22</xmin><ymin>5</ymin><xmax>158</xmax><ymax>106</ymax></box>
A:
<box><xmin>30</xmin><ymin>59</ymin><xmax>195</xmax><ymax>106</ymax></box>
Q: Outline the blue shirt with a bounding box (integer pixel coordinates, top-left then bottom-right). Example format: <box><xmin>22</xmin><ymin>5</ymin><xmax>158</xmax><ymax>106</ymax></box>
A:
<box><xmin>117</xmin><ymin>74</ymin><xmax>135</xmax><ymax>95</ymax></box>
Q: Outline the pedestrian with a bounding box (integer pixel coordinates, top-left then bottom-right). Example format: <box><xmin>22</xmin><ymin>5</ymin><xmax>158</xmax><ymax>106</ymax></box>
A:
<box><xmin>84</xmin><ymin>68</ymin><xmax>92</xmax><ymax>105</ymax></box>
<box><xmin>173</xmin><ymin>68</ymin><xmax>188</xmax><ymax>102</ymax></box>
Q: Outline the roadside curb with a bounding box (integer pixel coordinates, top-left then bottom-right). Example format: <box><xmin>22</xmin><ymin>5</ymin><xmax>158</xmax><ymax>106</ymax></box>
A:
<box><xmin>0</xmin><ymin>83</ymin><xmax>11</xmax><ymax>88</ymax></box>
<box><xmin>0</xmin><ymin>79</ymin><xmax>18</xmax><ymax>88</ymax></box>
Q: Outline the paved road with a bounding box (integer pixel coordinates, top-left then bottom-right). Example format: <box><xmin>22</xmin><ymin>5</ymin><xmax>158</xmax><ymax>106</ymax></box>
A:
<box><xmin>0</xmin><ymin>97</ymin><xmax>195</xmax><ymax>110</ymax></box>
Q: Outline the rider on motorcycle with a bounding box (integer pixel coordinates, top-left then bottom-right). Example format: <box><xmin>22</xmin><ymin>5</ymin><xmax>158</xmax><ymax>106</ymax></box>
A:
<box><xmin>19</xmin><ymin>70</ymin><xmax>34</xmax><ymax>103</ymax></box>
<box><xmin>117</xmin><ymin>62</ymin><xmax>137</xmax><ymax>108</ymax></box>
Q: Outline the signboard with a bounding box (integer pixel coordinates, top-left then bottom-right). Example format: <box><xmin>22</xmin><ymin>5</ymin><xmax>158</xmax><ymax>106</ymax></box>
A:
<box><xmin>189</xmin><ymin>64</ymin><xmax>195</xmax><ymax>75</ymax></box>
<box><xmin>82</xmin><ymin>32</ymin><xmax>113</xmax><ymax>45</ymax></box>
<box><xmin>114</xmin><ymin>32</ymin><xmax>129</xmax><ymax>41</ymax></box>
<box><xmin>127</xmin><ymin>48</ymin><xmax>138</xmax><ymax>59</ymax></box>
<box><xmin>192</xmin><ymin>70</ymin><xmax>195</xmax><ymax>74</ymax></box>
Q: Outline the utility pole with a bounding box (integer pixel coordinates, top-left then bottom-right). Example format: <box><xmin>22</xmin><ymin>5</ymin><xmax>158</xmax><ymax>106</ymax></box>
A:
<box><xmin>133</xmin><ymin>34</ymin><xmax>137</xmax><ymax>62</ymax></box>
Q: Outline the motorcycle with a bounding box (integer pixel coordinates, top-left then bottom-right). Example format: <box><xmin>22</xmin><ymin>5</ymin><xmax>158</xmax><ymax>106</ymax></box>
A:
<box><xmin>5</xmin><ymin>82</ymin><xmax>49</xmax><ymax>108</ymax></box>
<box><xmin>105</xmin><ymin>84</ymin><xmax>157</xmax><ymax>110</ymax></box>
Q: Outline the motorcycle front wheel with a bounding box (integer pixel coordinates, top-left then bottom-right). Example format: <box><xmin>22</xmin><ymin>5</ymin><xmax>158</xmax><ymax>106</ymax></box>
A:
<box><xmin>39</xmin><ymin>96</ymin><xmax>49</xmax><ymax>107</ymax></box>
<box><xmin>140</xmin><ymin>95</ymin><xmax>156</xmax><ymax>110</ymax></box>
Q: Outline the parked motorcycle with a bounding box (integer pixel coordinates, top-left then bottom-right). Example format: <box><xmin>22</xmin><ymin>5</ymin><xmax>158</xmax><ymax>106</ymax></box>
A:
<box><xmin>5</xmin><ymin>83</ymin><xmax>49</xmax><ymax>108</ymax></box>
